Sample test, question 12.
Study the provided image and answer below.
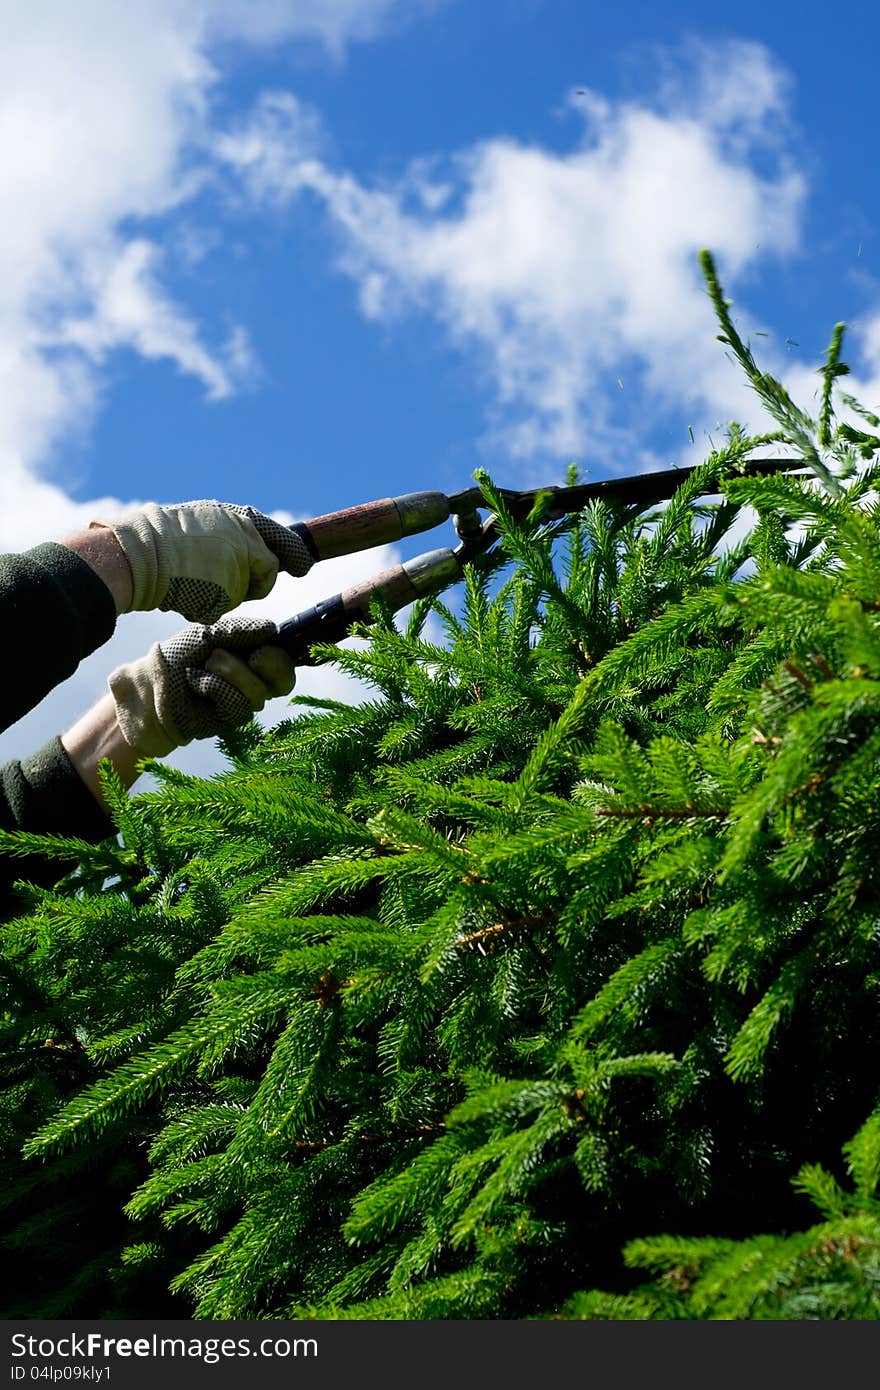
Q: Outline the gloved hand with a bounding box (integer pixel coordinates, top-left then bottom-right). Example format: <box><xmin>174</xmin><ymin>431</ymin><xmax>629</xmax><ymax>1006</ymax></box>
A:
<box><xmin>108</xmin><ymin>616</ymin><xmax>296</xmax><ymax>757</ymax></box>
<box><xmin>89</xmin><ymin>500</ymin><xmax>313</xmax><ymax>623</ymax></box>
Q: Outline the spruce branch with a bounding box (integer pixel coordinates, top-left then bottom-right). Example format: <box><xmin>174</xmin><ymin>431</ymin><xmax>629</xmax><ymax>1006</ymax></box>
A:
<box><xmin>700</xmin><ymin>249</ymin><xmax>842</xmax><ymax>497</ymax></box>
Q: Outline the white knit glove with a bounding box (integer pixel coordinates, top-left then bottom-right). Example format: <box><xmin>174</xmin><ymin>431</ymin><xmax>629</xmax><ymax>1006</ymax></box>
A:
<box><xmin>89</xmin><ymin>500</ymin><xmax>313</xmax><ymax>623</ymax></box>
<box><xmin>108</xmin><ymin>616</ymin><xmax>296</xmax><ymax>757</ymax></box>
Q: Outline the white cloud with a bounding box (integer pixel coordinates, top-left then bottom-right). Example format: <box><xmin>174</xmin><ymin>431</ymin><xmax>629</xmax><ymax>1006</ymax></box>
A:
<box><xmin>51</xmin><ymin>239</ymin><xmax>247</xmax><ymax>402</ymax></box>
<box><xmin>217</xmin><ymin>38</ymin><xmax>807</xmax><ymax>471</ymax></box>
<box><xmin>651</xmin><ymin>35</ymin><xmax>794</xmax><ymax>150</ymax></box>
<box><xmin>201</xmin><ymin>0</ymin><xmax>444</xmax><ymax>56</ymax></box>
<box><xmin>213</xmin><ymin>91</ymin><xmax>330</xmax><ymax>205</ymax></box>
<box><xmin>0</xmin><ymin>0</ymin><xmax>435</xmax><ymax>483</ymax></box>
<box><xmin>0</xmin><ymin>5</ymin><xmax>220</xmax><ymax>474</ymax></box>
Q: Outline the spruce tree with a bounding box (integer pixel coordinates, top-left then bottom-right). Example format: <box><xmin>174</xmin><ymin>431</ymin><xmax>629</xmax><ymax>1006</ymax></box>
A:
<box><xmin>2</xmin><ymin>251</ymin><xmax>880</xmax><ymax>1319</ymax></box>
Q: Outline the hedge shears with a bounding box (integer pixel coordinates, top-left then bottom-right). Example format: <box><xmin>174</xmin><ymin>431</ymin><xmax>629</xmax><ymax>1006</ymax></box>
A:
<box><xmin>274</xmin><ymin>457</ymin><xmax>806</xmax><ymax>666</ymax></box>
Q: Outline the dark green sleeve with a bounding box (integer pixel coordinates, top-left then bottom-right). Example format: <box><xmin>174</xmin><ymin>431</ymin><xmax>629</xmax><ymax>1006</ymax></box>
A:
<box><xmin>0</xmin><ymin>544</ymin><xmax>119</xmax><ymax>909</ymax></box>
<box><xmin>0</xmin><ymin>737</ymin><xmax>117</xmax><ymax>913</ymax></box>
<box><xmin>0</xmin><ymin>541</ymin><xmax>117</xmax><ymax>734</ymax></box>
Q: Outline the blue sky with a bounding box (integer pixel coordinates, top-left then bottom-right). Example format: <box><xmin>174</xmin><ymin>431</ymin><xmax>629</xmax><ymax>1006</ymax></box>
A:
<box><xmin>79</xmin><ymin>1</ymin><xmax>876</xmax><ymax>513</ymax></box>
<box><xmin>1</xmin><ymin>0</ymin><xmax>878</xmax><ymax>774</ymax></box>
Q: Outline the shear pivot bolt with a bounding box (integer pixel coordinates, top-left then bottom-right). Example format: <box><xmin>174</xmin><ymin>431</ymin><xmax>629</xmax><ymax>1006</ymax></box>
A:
<box><xmin>453</xmin><ymin>509</ymin><xmax>483</xmax><ymax>540</ymax></box>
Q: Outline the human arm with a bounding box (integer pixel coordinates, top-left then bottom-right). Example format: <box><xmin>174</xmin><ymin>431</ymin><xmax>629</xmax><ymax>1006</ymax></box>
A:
<box><xmin>0</xmin><ymin>536</ymin><xmax>125</xmax><ymax>897</ymax></box>
<box><xmin>0</xmin><ymin>543</ymin><xmax>118</xmax><ymax>736</ymax></box>
<box><xmin>0</xmin><ymin>499</ymin><xmax>312</xmax><ymax>743</ymax></box>
<box><xmin>61</xmin><ymin>526</ymin><xmax>133</xmax><ymax>615</ymax></box>
<box><xmin>0</xmin><ymin>501</ymin><xmax>305</xmax><ymax>911</ymax></box>
<box><xmin>0</xmin><ymin>736</ymin><xmax>120</xmax><ymax>914</ymax></box>
<box><xmin>0</xmin><ymin>619</ymin><xmax>295</xmax><ymax>911</ymax></box>
<box><xmin>60</xmin><ymin>624</ymin><xmax>295</xmax><ymax>811</ymax></box>
<box><xmin>59</xmin><ymin>694</ymin><xmax>142</xmax><ymax>808</ymax></box>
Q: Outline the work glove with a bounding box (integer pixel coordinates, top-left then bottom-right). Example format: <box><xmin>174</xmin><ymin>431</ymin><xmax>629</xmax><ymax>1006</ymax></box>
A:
<box><xmin>89</xmin><ymin>500</ymin><xmax>313</xmax><ymax>624</ymax></box>
<box><xmin>108</xmin><ymin>616</ymin><xmax>296</xmax><ymax>758</ymax></box>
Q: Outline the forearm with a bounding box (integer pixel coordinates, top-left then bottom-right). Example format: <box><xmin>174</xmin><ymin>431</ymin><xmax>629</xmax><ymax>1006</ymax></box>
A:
<box><xmin>61</xmin><ymin>528</ymin><xmax>133</xmax><ymax>615</ymax></box>
<box><xmin>61</xmin><ymin>694</ymin><xmax>145</xmax><ymax>812</ymax></box>
<box><xmin>60</xmin><ymin>621</ymin><xmax>297</xmax><ymax>812</ymax></box>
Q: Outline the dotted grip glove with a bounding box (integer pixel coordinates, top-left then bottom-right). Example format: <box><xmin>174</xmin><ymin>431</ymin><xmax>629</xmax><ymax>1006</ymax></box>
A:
<box><xmin>90</xmin><ymin>500</ymin><xmax>313</xmax><ymax>623</ymax></box>
<box><xmin>108</xmin><ymin>616</ymin><xmax>296</xmax><ymax>758</ymax></box>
